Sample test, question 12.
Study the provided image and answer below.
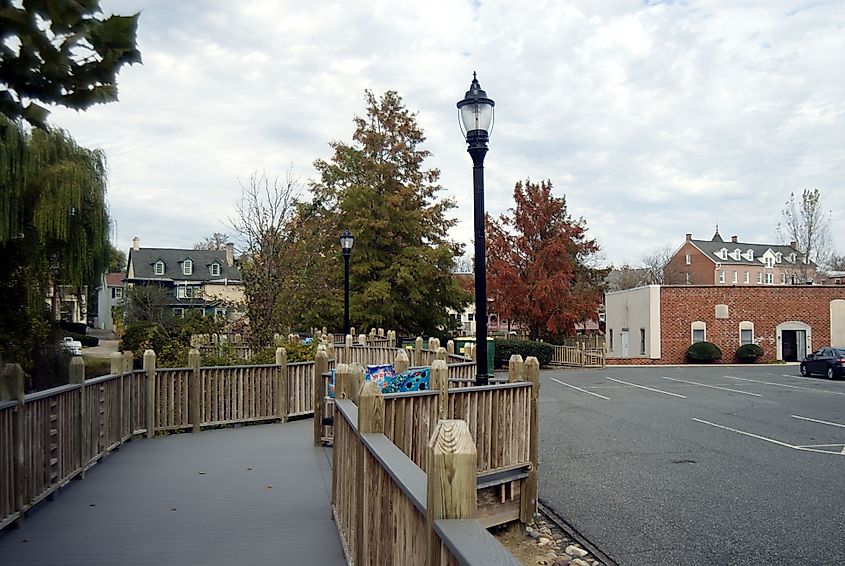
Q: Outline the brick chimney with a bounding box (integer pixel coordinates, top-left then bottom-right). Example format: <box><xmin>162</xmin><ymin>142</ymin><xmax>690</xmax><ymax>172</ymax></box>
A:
<box><xmin>132</xmin><ymin>236</ymin><xmax>140</xmax><ymax>251</ymax></box>
<box><xmin>790</xmin><ymin>240</ymin><xmax>797</xmax><ymax>249</ymax></box>
<box><xmin>685</xmin><ymin>233</ymin><xmax>692</xmax><ymax>241</ymax></box>
<box><xmin>225</xmin><ymin>242</ymin><xmax>234</xmax><ymax>267</ymax></box>
<box><xmin>731</xmin><ymin>235</ymin><xmax>738</xmax><ymax>243</ymax></box>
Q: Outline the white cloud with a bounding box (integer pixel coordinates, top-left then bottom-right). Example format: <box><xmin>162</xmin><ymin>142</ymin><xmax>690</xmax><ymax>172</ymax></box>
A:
<box><xmin>47</xmin><ymin>0</ymin><xmax>845</xmax><ymax>265</ymax></box>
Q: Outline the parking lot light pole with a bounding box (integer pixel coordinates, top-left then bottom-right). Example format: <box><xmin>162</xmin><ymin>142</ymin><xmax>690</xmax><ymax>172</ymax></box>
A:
<box><xmin>457</xmin><ymin>72</ymin><xmax>494</xmax><ymax>386</ymax></box>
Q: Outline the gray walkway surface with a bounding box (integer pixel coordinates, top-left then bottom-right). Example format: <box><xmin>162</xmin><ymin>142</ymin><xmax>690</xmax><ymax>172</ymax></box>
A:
<box><xmin>0</xmin><ymin>419</ymin><xmax>345</xmax><ymax>565</ymax></box>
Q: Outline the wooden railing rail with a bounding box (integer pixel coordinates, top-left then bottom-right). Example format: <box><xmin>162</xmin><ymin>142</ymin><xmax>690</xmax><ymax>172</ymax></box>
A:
<box><xmin>333</xmin><ymin>393</ymin><xmax>520</xmax><ymax>566</ymax></box>
<box><xmin>551</xmin><ymin>345</ymin><xmax>606</xmax><ymax>367</ymax></box>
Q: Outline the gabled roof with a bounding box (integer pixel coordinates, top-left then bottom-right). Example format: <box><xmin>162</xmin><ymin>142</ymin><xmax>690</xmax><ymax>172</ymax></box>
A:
<box><xmin>689</xmin><ymin>238</ymin><xmax>807</xmax><ymax>266</ymax></box>
<box><xmin>105</xmin><ymin>272</ymin><xmax>125</xmax><ymax>286</ymax></box>
<box><xmin>127</xmin><ymin>248</ymin><xmax>241</xmax><ymax>283</ymax></box>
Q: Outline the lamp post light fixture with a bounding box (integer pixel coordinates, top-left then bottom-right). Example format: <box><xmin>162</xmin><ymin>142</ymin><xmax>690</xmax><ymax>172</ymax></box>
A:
<box><xmin>340</xmin><ymin>228</ymin><xmax>355</xmax><ymax>336</ymax></box>
<box><xmin>458</xmin><ymin>72</ymin><xmax>494</xmax><ymax>386</ymax></box>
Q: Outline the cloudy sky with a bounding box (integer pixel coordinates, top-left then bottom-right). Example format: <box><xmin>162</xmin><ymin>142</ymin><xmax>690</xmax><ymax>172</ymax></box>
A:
<box><xmin>49</xmin><ymin>0</ymin><xmax>845</xmax><ymax>267</ymax></box>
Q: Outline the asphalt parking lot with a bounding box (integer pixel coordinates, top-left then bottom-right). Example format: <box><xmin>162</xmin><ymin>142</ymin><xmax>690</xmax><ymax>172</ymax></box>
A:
<box><xmin>538</xmin><ymin>365</ymin><xmax>845</xmax><ymax>566</ymax></box>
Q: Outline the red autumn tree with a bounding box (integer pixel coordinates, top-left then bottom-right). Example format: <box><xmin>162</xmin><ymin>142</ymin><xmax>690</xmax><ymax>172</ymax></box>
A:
<box><xmin>486</xmin><ymin>179</ymin><xmax>607</xmax><ymax>339</ymax></box>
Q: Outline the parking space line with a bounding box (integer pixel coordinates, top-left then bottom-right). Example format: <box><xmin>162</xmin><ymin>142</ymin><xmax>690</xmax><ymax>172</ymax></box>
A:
<box><xmin>723</xmin><ymin>375</ymin><xmax>845</xmax><ymax>396</ymax></box>
<box><xmin>606</xmin><ymin>377</ymin><xmax>686</xmax><ymax>398</ymax></box>
<box><xmin>791</xmin><ymin>414</ymin><xmax>845</xmax><ymax>429</ymax></box>
<box><xmin>550</xmin><ymin>378</ymin><xmax>610</xmax><ymax>400</ymax></box>
<box><xmin>660</xmin><ymin>376</ymin><xmax>761</xmax><ymax>397</ymax></box>
<box><xmin>693</xmin><ymin>418</ymin><xmax>845</xmax><ymax>456</ymax></box>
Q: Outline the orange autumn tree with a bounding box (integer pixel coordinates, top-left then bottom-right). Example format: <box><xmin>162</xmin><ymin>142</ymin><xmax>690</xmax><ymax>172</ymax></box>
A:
<box><xmin>486</xmin><ymin>179</ymin><xmax>607</xmax><ymax>340</ymax></box>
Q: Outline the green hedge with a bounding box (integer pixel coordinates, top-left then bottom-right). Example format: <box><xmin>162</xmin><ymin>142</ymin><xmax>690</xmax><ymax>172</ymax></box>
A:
<box><xmin>493</xmin><ymin>339</ymin><xmax>554</xmax><ymax>369</ymax></box>
<box><xmin>736</xmin><ymin>343</ymin><xmax>763</xmax><ymax>362</ymax></box>
<box><xmin>686</xmin><ymin>341</ymin><xmax>722</xmax><ymax>362</ymax></box>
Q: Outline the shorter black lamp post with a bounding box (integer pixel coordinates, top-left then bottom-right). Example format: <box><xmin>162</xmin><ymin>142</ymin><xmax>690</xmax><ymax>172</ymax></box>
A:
<box><xmin>340</xmin><ymin>229</ymin><xmax>355</xmax><ymax>336</ymax></box>
<box><xmin>458</xmin><ymin>72</ymin><xmax>495</xmax><ymax>386</ymax></box>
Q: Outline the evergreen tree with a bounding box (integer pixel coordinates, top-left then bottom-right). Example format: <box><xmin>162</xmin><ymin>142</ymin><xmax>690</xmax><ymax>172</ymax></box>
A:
<box><xmin>309</xmin><ymin>90</ymin><xmax>470</xmax><ymax>336</ymax></box>
<box><xmin>486</xmin><ymin>179</ymin><xmax>606</xmax><ymax>340</ymax></box>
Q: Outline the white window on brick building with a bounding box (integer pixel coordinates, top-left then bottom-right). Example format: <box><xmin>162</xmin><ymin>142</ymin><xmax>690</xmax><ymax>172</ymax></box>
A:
<box><xmin>685</xmin><ymin>253</ymin><xmax>691</xmax><ymax>265</ymax></box>
<box><xmin>744</xmin><ymin>271</ymin><xmax>750</xmax><ymax>284</ymax></box>
<box><xmin>739</xmin><ymin>321</ymin><xmax>754</xmax><ymax>345</ymax></box>
<box><xmin>732</xmin><ymin>271</ymin><xmax>738</xmax><ymax>284</ymax></box>
<box><xmin>685</xmin><ymin>272</ymin><xmax>691</xmax><ymax>284</ymax></box>
<box><xmin>691</xmin><ymin>321</ymin><xmax>706</xmax><ymax>344</ymax></box>
<box><xmin>757</xmin><ymin>272</ymin><xmax>763</xmax><ymax>284</ymax></box>
<box><xmin>766</xmin><ymin>273</ymin><xmax>774</xmax><ymax>284</ymax></box>
<box><xmin>719</xmin><ymin>271</ymin><xmax>725</xmax><ymax>283</ymax></box>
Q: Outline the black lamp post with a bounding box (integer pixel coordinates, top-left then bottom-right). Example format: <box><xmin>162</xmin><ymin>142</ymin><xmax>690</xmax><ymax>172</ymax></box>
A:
<box><xmin>458</xmin><ymin>72</ymin><xmax>495</xmax><ymax>386</ymax></box>
<box><xmin>340</xmin><ymin>229</ymin><xmax>354</xmax><ymax>336</ymax></box>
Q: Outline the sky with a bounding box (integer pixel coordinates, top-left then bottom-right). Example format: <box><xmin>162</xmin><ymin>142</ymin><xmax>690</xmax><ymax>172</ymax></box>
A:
<box><xmin>47</xmin><ymin>0</ymin><xmax>845</xmax><ymax>267</ymax></box>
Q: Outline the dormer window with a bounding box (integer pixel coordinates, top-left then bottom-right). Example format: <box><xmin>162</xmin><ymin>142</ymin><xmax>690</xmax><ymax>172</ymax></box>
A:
<box><xmin>182</xmin><ymin>259</ymin><xmax>193</xmax><ymax>276</ymax></box>
<box><xmin>745</xmin><ymin>249</ymin><xmax>754</xmax><ymax>261</ymax></box>
<box><xmin>775</xmin><ymin>252</ymin><xmax>782</xmax><ymax>263</ymax></box>
<box><xmin>154</xmin><ymin>261</ymin><xmax>165</xmax><ymax>275</ymax></box>
<box><xmin>789</xmin><ymin>253</ymin><xmax>796</xmax><ymax>263</ymax></box>
<box><xmin>731</xmin><ymin>249</ymin><xmax>741</xmax><ymax>260</ymax></box>
<box><xmin>718</xmin><ymin>248</ymin><xmax>728</xmax><ymax>260</ymax></box>
<box><xmin>210</xmin><ymin>263</ymin><xmax>221</xmax><ymax>277</ymax></box>
<box><xmin>765</xmin><ymin>256</ymin><xmax>773</xmax><ymax>268</ymax></box>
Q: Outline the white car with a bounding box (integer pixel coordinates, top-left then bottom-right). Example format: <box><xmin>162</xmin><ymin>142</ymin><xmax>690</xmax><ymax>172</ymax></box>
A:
<box><xmin>61</xmin><ymin>337</ymin><xmax>83</xmax><ymax>356</ymax></box>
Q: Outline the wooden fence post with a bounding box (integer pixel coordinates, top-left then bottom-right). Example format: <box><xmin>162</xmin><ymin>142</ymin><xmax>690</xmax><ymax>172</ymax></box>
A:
<box><xmin>122</xmin><ymin>351</ymin><xmax>133</xmax><ymax>441</ymax></box>
<box><xmin>69</xmin><ymin>356</ymin><xmax>87</xmax><ymax>475</ymax></box>
<box><xmin>430</xmin><ymin>359</ymin><xmax>448</xmax><ymax>420</ymax></box>
<box><xmin>415</xmin><ymin>336</ymin><xmax>423</xmax><ymax>366</ymax></box>
<box><xmin>446</xmin><ymin>340</ymin><xmax>455</xmax><ymax>356</ymax></box>
<box><xmin>189</xmin><ymin>349</ymin><xmax>201</xmax><ymax>433</ymax></box>
<box><xmin>2</xmin><ymin>364</ymin><xmax>25</xmax><ymax>527</ymax></box>
<box><xmin>426</xmin><ymin>419</ymin><xmax>477</xmax><ymax>566</ymax></box>
<box><xmin>358</xmin><ymin>333</ymin><xmax>367</xmax><ymax>346</ymax></box>
<box><xmin>378</xmin><ymin>328</ymin><xmax>385</xmax><ymax>337</ymax></box>
<box><xmin>393</xmin><ymin>350</ymin><xmax>409</xmax><ymax>375</ymax></box>
<box><xmin>435</xmin><ymin>347</ymin><xmax>447</xmax><ymax>362</ymax></box>
<box><xmin>350</xmin><ymin>326</ymin><xmax>356</xmax><ymax>339</ymax></box>
<box><xmin>387</xmin><ymin>330</ymin><xmax>396</xmax><ymax>348</ymax></box>
<box><xmin>313</xmin><ymin>349</ymin><xmax>329</xmax><ymax>446</ymax></box>
<box><xmin>276</xmin><ymin>347</ymin><xmax>288</xmax><ymax>422</ymax></box>
<box><xmin>521</xmin><ymin>356</ymin><xmax>540</xmax><ymax>524</ymax></box>
<box><xmin>334</xmin><ymin>364</ymin><xmax>352</xmax><ymax>400</ymax></box>
<box><xmin>143</xmin><ymin>350</ymin><xmax>156</xmax><ymax>438</ymax></box>
<box><xmin>109</xmin><ymin>353</ymin><xmax>123</xmax><ymax>443</ymax></box>
<box><xmin>508</xmin><ymin>354</ymin><xmax>524</xmax><ymax>383</ymax></box>
<box><xmin>349</xmin><ymin>364</ymin><xmax>365</xmax><ymax>405</ymax></box>
<box><xmin>355</xmin><ymin>381</ymin><xmax>384</xmax><ymax>566</ymax></box>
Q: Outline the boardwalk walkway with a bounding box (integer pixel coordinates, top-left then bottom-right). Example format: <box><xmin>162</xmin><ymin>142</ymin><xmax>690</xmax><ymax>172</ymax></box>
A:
<box><xmin>0</xmin><ymin>419</ymin><xmax>345</xmax><ymax>565</ymax></box>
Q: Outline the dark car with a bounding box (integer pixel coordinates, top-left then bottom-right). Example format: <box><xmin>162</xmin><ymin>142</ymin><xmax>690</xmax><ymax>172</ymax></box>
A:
<box><xmin>799</xmin><ymin>347</ymin><xmax>845</xmax><ymax>379</ymax></box>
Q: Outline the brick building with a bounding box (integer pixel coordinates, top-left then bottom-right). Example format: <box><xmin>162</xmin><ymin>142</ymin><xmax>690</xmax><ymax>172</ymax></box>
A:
<box><xmin>605</xmin><ymin>285</ymin><xmax>845</xmax><ymax>364</ymax></box>
<box><xmin>664</xmin><ymin>228</ymin><xmax>818</xmax><ymax>286</ymax></box>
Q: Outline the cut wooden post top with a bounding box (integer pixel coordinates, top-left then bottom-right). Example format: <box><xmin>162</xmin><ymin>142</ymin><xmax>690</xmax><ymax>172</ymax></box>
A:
<box><xmin>143</xmin><ymin>349</ymin><xmax>156</xmax><ymax>367</ymax></box>
<box><xmin>357</xmin><ymin>380</ymin><xmax>384</xmax><ymax>433</ymax></box>
<box><xmin>275</xmin><ymin>347</ymin><xmax>287</xmax><ymax>365</ymax></box>
<box><xmin>435</xmin><ymin>346</ymin><xmax>447</xmax><ymax>361</ymax></box>
<box><xmin>110</xmin><ymin>352</ymin><xmax>122</xmax><ymax>374</ymax></box>
<box><xmin>69</xmin><ymin>356</ymin><xmax>85</xmax><ymax>384</ymax></box>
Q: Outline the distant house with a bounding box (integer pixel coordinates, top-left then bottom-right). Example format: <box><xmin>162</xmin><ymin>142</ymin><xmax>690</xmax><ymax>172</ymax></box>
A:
<box><xmin>94</xmin><ymin>272</ymin><xmax>125</xmax><ymax>330</ymax></box>
<box><xmin>664</xmin><ymin>228</ymin><xmax>818</xmax><ymax>286</ymax></box>
<box><xmin>125</xmin><ymin>237</ymin><xmax>244</xmax><ymax>321</ymax></box>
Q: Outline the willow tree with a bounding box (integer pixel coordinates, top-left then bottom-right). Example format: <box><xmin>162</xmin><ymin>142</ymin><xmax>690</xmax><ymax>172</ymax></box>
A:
<box><xmin>309</xmin><ymin>90</ymin><xmax>470</xmax><ymax>336</ymax></box>
<box><xmin>0</xmin><ymin>117</ymin><xmax>110</xmax><ymax>370</ymax></box>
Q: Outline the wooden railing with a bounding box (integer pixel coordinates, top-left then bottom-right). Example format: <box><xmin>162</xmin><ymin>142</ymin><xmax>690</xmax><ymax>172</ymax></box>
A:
<box><xmin>333</xmin><ymin>391</ymin><xmax>521</xmax><ymax>565</ymax></box>
<box><xmin>332</xmin><ymin>357</ymin><xmax>539</xmax><ymax>529</ymax></box>
<box><xmin>0</xmin><ymin>347</ymin><xmax>322</xmax><ymax>531</ymax></box>
<box><xmin>551</xmin><ymin>345</ymin><xmax>606</xmax><ymax>367</ymax></box>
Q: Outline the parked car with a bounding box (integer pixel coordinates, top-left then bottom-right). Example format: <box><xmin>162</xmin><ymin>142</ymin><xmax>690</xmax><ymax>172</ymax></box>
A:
<box><xmin>61</xmin><ymin>336</ymin><xmax>83</xmax><ymax>356</ymax></box>
<box><xmin>799</xmin><ymin>347</ymin><xmax>845</xmax><ymax>379</ymax></box>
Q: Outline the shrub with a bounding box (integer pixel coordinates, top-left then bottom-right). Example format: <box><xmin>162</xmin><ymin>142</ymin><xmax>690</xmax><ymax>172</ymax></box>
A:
<box><xmin>493</xmin><ymin>339</ymin><xmax>554</xmax><ymax>368</ymax></box>
<box><xmin>59</xmin><ymin>321</ymin><xmax>87</xmax><ymax>335</ymax></box>
<box><xmin>686</xmin><ymin>341</ymin><xmax>722</xmax><ymax>363</ymax></box>
<box><xmin>736</xmin><ymin>343</ymin><xmax>763</xmax><ymax>363</ymax></box>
